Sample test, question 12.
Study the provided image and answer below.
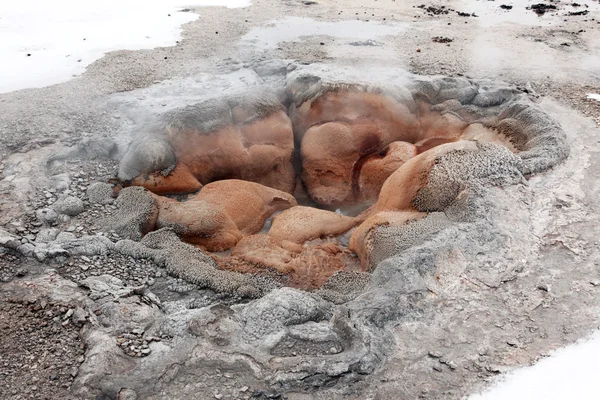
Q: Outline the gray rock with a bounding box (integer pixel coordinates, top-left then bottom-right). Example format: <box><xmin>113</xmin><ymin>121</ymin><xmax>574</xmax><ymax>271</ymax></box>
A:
<box><xmin>52</xmin><ymin>196</ymin><xmax>85</xmax><ymax>216</ymax></box>
<box><xmin>36</xmin><ymin>208</ymin><xmax>59</xmax><ymax>225</ymax></box>
<box><xmin>0</xmin><ymin>228</ymin><xmax>20</xmax><ymax>249</ymax></box>
<box><xmin>118</xmin><ymin>388</ymin><xmax>138</xmax><ymax>400</ymax></box>
<box><xmin>35</xmin><ymin>228</ymin><xmax>60</xmax><ymax>242</ymax></box>
<box><xmin>102</xmin><ymin>187</ymin><xmax>158</xmax><ymax>241</ymax></box>
<box><xmin>55</xmin><ymin>232</ymin><xmax>77</xmax><ymax>242</ymax></box>
<box><xmin>87</xmin><ymin>182</ymin><xmax>115</xmax><ymax>205</ymax></box>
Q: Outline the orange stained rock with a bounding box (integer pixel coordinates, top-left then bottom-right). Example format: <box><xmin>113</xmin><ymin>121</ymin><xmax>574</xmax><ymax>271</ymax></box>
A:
<box><xmin>230</xmin><ymin>234</ymin><xmax>360</xmax><ymax>290</ymax></box>
<box><xmin>289</xmin><ymin>90</ymin><xmax>421</xmax><ymax>143</ymax></box>
<box><xmin>135</xmin><ymin>110</ymin><xmax>296</xmax><ymax>195</ymax></box>
<box><xmin>294</xmin><ymin>92</ymin><xmax>482</xmax><ymax>207</ymax></box>
<box><xmin>155</xmin><ymin>180</ymin><xmax>297</xmax><ymax>251</ymax></box>
<box><xmin>130</xmin><ymin>163</ymin><xmax>202</xmax><ymax>195</ymax></box>
<box><xmin>301</xmin><ymin>118</ymin><xmax>407</xmax><ymax>206</ymax></box>
<box><xmin>357</xmin><ymin>141</ymin><xmax>418</xmax><ymax>202</ymax></box>
<box><xmin>288</xmin><ymin>241</ymin><xmax>359</xmax><ymax>289</ymax></box>
<box><xmin>414</xmin><ymin>102</ymin><xmax>469</xmax><ymax>143</ymax></box>
<box><xmin>350</xmin><ymin>210</ymin><xmax>426</xmax><ymax>270</ymax></box>
<box><xmin>372</xmin><ymin>141</ymin><xmax>479</xmax><ymax>214</ymax></box>
<box><xmin>268</xmin><ymin>206</ymin><xmax>359</xmax><ymax>244</ymax></box>
<box><xmin>232</xmin><ymin>234</ymin><xmax>301</xmax><ymax>274</ymax></box>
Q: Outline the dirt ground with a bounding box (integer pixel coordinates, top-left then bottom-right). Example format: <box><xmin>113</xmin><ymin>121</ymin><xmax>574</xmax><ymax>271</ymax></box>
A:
<box><xmin>1</xmin><ymin>0</ymin><xmax>600</xmax><ymax>399</ymax></box>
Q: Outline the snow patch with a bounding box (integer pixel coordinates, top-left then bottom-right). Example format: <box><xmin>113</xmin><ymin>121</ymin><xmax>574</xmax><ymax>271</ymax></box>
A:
<box><xmin>587</xmin><ymin>94</ymin><xmax>600</xmax><ymax>102</ymax></box>
<box><xmin>470</xmin><ymin>330</ymin><xmax>600</xmax><ymax>400</ymax></box>
<box><xmin>0</xmin><ymin>0</ymin><xmax>251</xmax><ymax>93</ymax></box>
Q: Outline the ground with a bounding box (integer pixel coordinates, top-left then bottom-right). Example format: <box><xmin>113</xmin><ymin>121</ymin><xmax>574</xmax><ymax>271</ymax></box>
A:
<box><xmin>1</xmin><ymin>0</ymin><xmax>600</xmax><ymax>399</ymax></box>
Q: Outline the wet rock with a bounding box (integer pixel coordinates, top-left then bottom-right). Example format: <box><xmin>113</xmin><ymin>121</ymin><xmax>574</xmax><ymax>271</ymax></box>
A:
<box><xmin>118</xmin><ymin>88</ymin><xmax>295</xmax><ymax>195</ymax></box>
<box><xmin>155</xmin><ymin>180</ymin><xmax>296</xmax><ymax>251</ymax></box>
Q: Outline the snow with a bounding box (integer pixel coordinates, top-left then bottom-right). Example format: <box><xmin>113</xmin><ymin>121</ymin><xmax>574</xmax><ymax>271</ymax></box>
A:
<box><xmin>0</xmin><ymin>0</ymin><xmax>251</xmax><ymax>93</ymax></box>
<box><xmin>470</xmin><ymin>330</ymin><xmax>600</xmax><ymax>400</ymax></box>
<box><xmin>587</xmin><ymin>94</ymin><xmax>600</xmax><ymax>102</ymax></box>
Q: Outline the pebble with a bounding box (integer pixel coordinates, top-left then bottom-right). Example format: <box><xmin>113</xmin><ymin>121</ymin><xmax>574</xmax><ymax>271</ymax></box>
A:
<box><xmin>428</xmin><ymin>350</ymin><xmax>442</xmax><ymax>358</ymax></box>
<box><xmin>537</xmin><ymin>283</ymin><xmax>550</xmax><ymax>292</ymax></box>
<box><xmin>63</xmin><ymin>309</ymin><xmax>74</xmax><ymax>320</ymax></box>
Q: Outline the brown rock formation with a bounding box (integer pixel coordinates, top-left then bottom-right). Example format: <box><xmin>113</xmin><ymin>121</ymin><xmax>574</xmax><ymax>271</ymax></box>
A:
<box><xmin>357</xmin><ymin>141</ymin><xmax>418</xmax><ymax>202</ymax></box>
<box><xmin>294</xmin><ymin>90</ymin><xmax>421</xmax><ymax>207</ymax></box>
<box><xmin>268</xmin><ymin>206</ymin><xmax>358</xmax><ymax>244</ymax></box>
<box><xmin>230</xmin><ymin>234</ymin><xmax>359</xmax><ymax>290</ymax></box>
<box><xmin>130</xmin><ymin>164</ymin><xmax>202</xmax><ymax>195</ymax></box>
<box><xmin>167</xmin><ymin>110</ymin><xmax>296</xmax><ymax>194</ymax></box>
<box><xmin>370</xmin><ymin>141</ymin><xmax>479</xmax><ymax>213</ymax></box>
<box><xmin>290</xmin><ymin>87</ymin><xmax>503</xmax><ymax>207</ymax></box>
<box><xmin>155</xmin><ymin>180</ymin><xmax>297</xmax><ymax>251</ymax></box>
<box><xmin>232</xmin><ymin>234</ymin><xmax>302</xmax><ymax>274</ymax></box>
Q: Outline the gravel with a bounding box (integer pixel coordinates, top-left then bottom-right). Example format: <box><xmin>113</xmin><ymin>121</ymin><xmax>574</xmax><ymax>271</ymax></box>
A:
<box><xmin>0</xmin><ymin>297</ymin><xmax>85</xmax><ymax>400</ymax></box>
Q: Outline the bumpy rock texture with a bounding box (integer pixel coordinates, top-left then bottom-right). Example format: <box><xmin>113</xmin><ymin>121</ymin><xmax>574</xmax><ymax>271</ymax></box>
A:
<box><xmin>112</xmin><ymin>67</ymin><xmax>567</xmax><ymax>285</ymax></box>
<box><xmin>1</xmin><ymin>65</ymin><xmax>572</xmax><ymax>400</ymax></box>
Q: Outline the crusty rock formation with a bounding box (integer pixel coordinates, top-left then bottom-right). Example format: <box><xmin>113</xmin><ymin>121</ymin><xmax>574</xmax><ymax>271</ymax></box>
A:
<box><xmin>102</xmin><ymin>186</ymin><xmax>159</xmax><ymax>241</ymax></box>
<box><xmin>111</xmin><ymin>68</ymin><xmax>568</xmax><ymax>289</ymax></box>
<box><xmin>282</xmin><ymin>70</ymin><xmax>568</xmax><ymax>208</ymax></box>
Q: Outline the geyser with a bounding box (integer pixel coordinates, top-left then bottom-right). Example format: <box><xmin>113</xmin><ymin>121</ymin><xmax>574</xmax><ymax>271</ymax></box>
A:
<box><xmin>114</xmin><ymin>69</ymin><xmax>568</xmax><ymax>290</ymax></box>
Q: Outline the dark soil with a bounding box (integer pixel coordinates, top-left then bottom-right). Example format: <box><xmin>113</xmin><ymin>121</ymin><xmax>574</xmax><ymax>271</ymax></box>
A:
<box><xmin>417</xmin><ymin>4</ymin><xmax>449</xmax><ymax>15</ymax></box>
<box><xmin>568</xmin><ymin>9</ymin><xmax>589</xmax><ymax>15</ymax></box>
<box><xmin>529</xmin><ymin>3</ymin><xmax>558</xmax><ymax>15</ymax></box>
<box><xmin>0</xmin><ymin>297</ymin><xmax>85</xmax><ymax>400</ymax></box>
<box><xmin>432</xmin><ymin>36</ymin><xmax>454</xmax><ymax>43</ymax></box>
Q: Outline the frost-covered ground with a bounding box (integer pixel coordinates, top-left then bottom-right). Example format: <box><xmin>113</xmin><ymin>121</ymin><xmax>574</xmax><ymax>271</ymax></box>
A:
<box><xmin>0</xmin><ymin>0</ymin><xmax>250</xmax><ymax>93</ymax></box>
<box><xmin>471</xmin><ymin>330</ymin><xmax>600</xmax><ymax>400</ymax></box>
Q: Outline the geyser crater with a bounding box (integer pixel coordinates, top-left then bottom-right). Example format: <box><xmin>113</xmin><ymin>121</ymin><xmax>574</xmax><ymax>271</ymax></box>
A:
<box><xmin>111</xmin><ymin>67</ymin><xmax>568</xmax><ymax>294</ymax></box>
